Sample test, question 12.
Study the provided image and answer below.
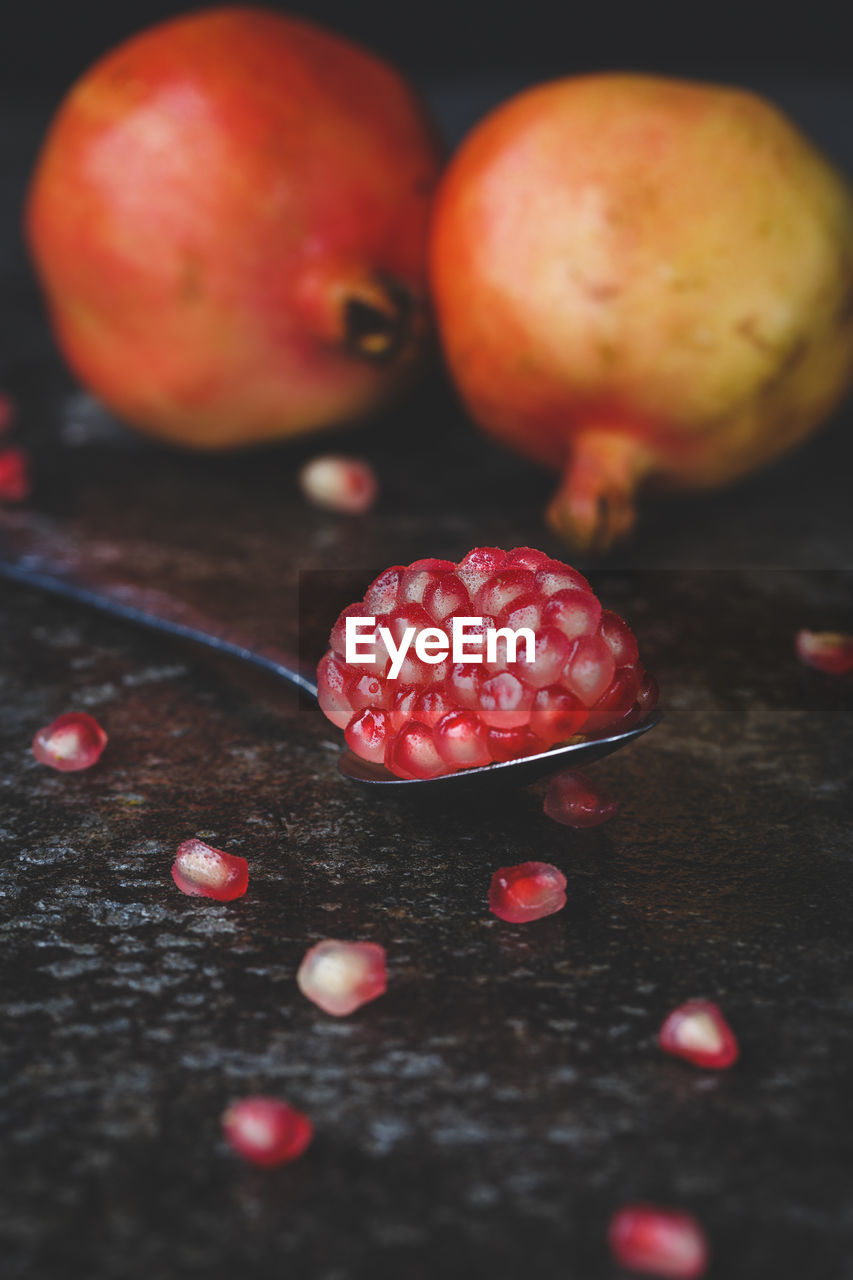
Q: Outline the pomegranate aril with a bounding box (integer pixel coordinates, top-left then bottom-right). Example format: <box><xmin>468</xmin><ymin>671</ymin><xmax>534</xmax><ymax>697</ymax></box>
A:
<box><xmin>456</xmin><ymin>546</ymin><xmax>508</xmax><ymax>596</ymax></box>
<box><xmin>474</xmin><ymin>567</ymin><xmax>536</xmax><ymax>616</ymax></box>
<box><xmin>659</xmin><ymin>1000</ymin><xmax>739</xmax><ymax>1069</ymax></box>
<box><xmin>346</xmin><ymin>671</ymin><xmax>392</xmax><ymax>712</ymax></box>
<box><xmin>544</xmin><ymin>769</ymin><xmax>617</xmax><ymax>827</ymax></box>
<box><xmin>386</xmin><ymin>720</ymin><xmax>446</xmax><ymax>778</ymax></box>
<box><xmin>498</xmin><ymin>593</ymin><xmax>542</xmax><ymax>635</ymax></box>
<box><xmin>529</xmin><ymin>687</ymin><xmax>587</xmax><ymax>741</ymax></box>
<box><xmin>508</xmin><ymin>626</ymin><xmax>570</xmax><ymax>688</ymax></box>
<box><xmin>329</xmin><ymin>605</ymin><xmax>381</xmax><ymax>670</ymax></box>
<box><xmin>423</xmin><ymin>571</ymin><xmax>471</xmax><ymax>621</ymax></box>
<box><xmin>600</xmin><ymin>609</ymin><xmax>640</xmax><ymax>665</ymax></box>
<box><xmin>317</xmin><ymin>651</ymin><xmax>354</xmax><ymax>729</ymax></box>
<box><xmin>487</xmin><ymin>726</ymin><xmax>545</xmax><ymax>762</ymax></box>
<box><xmin>435</xmin><ymin>709</ymin><xmax>491</xmax><ymax>768</ymax></box>
<box><xmin>171</xmin><ymin>839</ymin><xmax>249</xmax><ymax>901</ymax></box>
<box><xmin>222</xmin><ymin>1097</ymin><xmax>313</xmax><ymax>1168</ymax></box>
<box><xmin>608</xmin><ymin>1205</ymin><xmax>709</xmax><ymax>1279</ymax></box>
<box><xmin>32</xmin><ymin>711</ymin><xmax>108</xmax><ymax>772</ymax></box>
<box><xmin>563</xmin><ymin>633</ymin><xmax>616</xmax><ymax>706</ymax></box>
<box><xmin>542</xmin><ymin>587</ymin><xmax>601</xmax><ymax>639</ymax></box>
<box><xmin>0</xmin><ymin>447</ymin><xmax>31</xmax><ymax>503</ymax></box>
<box><xmin>489</xmin><ymin>861</ymin><xmax>567</xmax><ymax>923</ymax></box>
<box><xmin>583</xmin><ymin>666</ymin><xmax>643</xmax><ymax>731</ymax></box>
<box><xmin>504</xmin><ymin>546</ymin><xmax>552</xmax><ymax>572</ymax></box>
<box><xmin>345</xmin><ymin>707</ymin><xmax>388</xmax><ymax>763</ymax></box>
<box><xmin>409</xmin><ymin>687</ymin><xmax>455</xmax><ymax>726</ymax></box>
<box><xmin>448</xmin><ymin>662</ymin><xmax>482</xmax><ymax>710</ymax></box>
<box><xmin>534</xmin><ymin>560</ymin><xmax>590</xmax><ymax>596</ymax></box>
<box><xmin>478</xmin><ymin>671</ymin><xmax>534</xmax><ymax>728</ymax></box>
<box><xmin>299</xmin><ymin>454</ymin><xmax>378</xmax><ymax>514</ymax></box>
<box><xmin>795</xmin><ymin>628</ymin><xmax>853</xmax><ymax>675</ymax></box>
<box><xmin>398</xmin><ymin>558</ymin><xmax>456</xmax><ymax>605</ymax></box>
<box><xmin>297</xmin><ymin>939</ymin><xmax>387</xmax><ymax>1016</ymax></box>
<box><xmin>363</xmin><ymin>565</ymin><xmax>404</xmax><ymax>614</ymax></box>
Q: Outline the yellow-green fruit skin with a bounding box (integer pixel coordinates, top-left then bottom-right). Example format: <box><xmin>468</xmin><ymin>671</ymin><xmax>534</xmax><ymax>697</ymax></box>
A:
<box><xmin>430</xmin><ymin>74</ymin><xmax>853</xmax><ymax>548</ymax></box>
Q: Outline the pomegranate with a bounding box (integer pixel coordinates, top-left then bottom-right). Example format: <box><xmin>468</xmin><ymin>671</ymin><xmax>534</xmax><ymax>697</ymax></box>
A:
<box><xmin>430</xmin><ymin>74</ymin><xmax>853</xmax><ymax>550</ymax></box>
<box><xmin>316</xmin><ymin>547</ymin><xmax>656</xmax><ymax>779</ymax></box>
<box><xmin>26</xmin><ymin>7</ymin><xmax>441</xmax><ymax>449</ymax></box>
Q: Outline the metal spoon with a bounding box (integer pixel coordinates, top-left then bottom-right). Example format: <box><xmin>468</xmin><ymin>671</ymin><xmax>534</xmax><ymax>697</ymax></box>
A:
<box><xmin>0</xmin><ymin>515</ymin><xmax>660</xmax><ymax>791</ymax></box>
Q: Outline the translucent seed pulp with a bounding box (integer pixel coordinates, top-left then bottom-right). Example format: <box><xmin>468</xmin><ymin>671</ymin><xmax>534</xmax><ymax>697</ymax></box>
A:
<box><xmin>297</xmin><ymin>939</ymin><xmax>387</xmax><ymax>1016</ymax></box>
<box><xmin>31</xmin><ymin>712</ymin><xmax>108</xmax><ymax>772</ymax></box>
<box><xmin>489</xmin><ymin>862</ymin><xmax>567</xmax><ymax>923</ymax></box>
<box><xmin>222</xmin><ymin>1097</ymin><xmax>313</xmax><ymax>1168</ymax></box>
<box><xmin>543</xmin><ymin>770</ymin><xmax>618</xmax><ymax>827</ymax></box>
<box><xmin>795</xmin><ymin>629</ymin><xmax>853</xmax><ymax>675</ymax></box>
<box><xmin>316</xmin><ymin>547</ymin><xmax>655</xmax><ymax>779</ymax></box>
<box><xmin>299</xmin><ymin>455</ymin><xmax>378</xmax><ymax>514</ymax></box>
<box><xmin>0</xmin><ymin>447</ymin><xmax>30</xmax><ymax>502</ymax></box>
<box><xmin>171</xmin><ymin>839</ymin><xmax>249</xmax><ymax>901</ymax></box>
<box><xmin>608</xmin><ymin>1204</ymin><xmax>709</xmax><ymax>1279</ymax></box>
<box><xmin>658</xmin><ymin>1000</ymin><xmax>739</xmax><ymax>1069</ymax></box>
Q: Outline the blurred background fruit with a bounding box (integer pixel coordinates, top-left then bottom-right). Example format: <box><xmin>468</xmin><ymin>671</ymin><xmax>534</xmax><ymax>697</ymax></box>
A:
<box><xmin>25</xmin><ymin>6</ymin><xmax>442</xmax><ymax>449</ymax></box>
<box><xmin>430</xmin><ymin>73</ymin><xmax>853</xmax><ymax>550</ymax></box>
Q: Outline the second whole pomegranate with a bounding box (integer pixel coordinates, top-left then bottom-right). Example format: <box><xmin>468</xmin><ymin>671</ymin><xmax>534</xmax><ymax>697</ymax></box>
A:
<box><xmin>430</xmin><ymin>74</ymin><xmax>853</xmax><ymax>550</ymax></box>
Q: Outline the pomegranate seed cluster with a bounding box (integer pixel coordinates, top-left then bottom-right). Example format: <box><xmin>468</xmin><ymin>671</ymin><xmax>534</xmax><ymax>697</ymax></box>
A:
<box><xmin>317</xmin><ymin>546</ymin><xmax>656</xmax><ymax>779</ymax></box>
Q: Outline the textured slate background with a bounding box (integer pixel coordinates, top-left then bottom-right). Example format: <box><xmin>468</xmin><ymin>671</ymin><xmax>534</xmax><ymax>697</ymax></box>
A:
<box><xmin>1</xmin><ymin>77</ymin><xmax>852</xmax><ymax>1280</ymax></box>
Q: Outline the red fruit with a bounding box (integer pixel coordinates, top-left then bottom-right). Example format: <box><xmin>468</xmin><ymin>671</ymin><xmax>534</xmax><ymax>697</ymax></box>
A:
<box><xmin>25</xmin><ymin>8</ymin><xmax>441</xmax><ymax>450</ymax></box>
<box><xmin>171</xmin><ymin>838</ymin><xmax>249</xmax><ymax>902</ymax></box>
<box><xmin>608</xmin><ymin>1204</ymin><xmax>709</xmax><ymax>1279</ymax></box>
<box><xmin>488</xmin><ymin>861</ymin><xmax>567</xmax><ymax>923</ymax></box>
<box><xmin>430</xmin><ymin>74</ymin><xmax>853</xmax><ymax>551</ymax></box>
<box><xmin>222</xmin><ymin>1097</ymin><xmax>313</xmax><ymax>1168</ymax></box>
<box><xmin>316</xmin><ymin>547</ymin><xmax>653</xmax><ymax>778</ymax></box>
<box><xmin>31</xmin><ymin>711</ymin><xmax>107</xmax><ymax>771</ymax></box>
<box><xmin>659</xmin><ymin>1000</ymin><xmax>739</xmax><ymax>1069</ymax></box>
<box><xmin>795</xmin><ymin>629</ymin><xmax>853</xmax><ymax>675</ymax></box>
<box><xmin>0</xmin><ymin>447</ymin><xmax>31</xmax><ymax>503</ymax></box>
<box><xmin>299</xmin><ymin>455</ymin><xmax>378</xmax><ymax>515</ymax></box>
<box><xmin>297</xmin><ymin>940</ymin><xmax>387</xmax><ymax>1016</ymax></box>
<box><xmin>543</xmin><ymin>770</ymin><xmax>618</xmax><ymax>827</ymax></box>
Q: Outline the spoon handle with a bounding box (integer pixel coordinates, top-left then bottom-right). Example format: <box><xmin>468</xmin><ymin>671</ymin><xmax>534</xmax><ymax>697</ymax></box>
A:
<box><xmin>0</xmin><ymin>512</ymin><xmax>319</xmax><ymax>700</ymax></box>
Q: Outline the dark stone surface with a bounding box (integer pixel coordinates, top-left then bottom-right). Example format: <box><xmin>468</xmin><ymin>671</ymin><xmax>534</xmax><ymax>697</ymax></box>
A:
<box><xmin>2</xmin><ymin>80</ymin><xmax>853</xmax><ymax>1280</ymax></box>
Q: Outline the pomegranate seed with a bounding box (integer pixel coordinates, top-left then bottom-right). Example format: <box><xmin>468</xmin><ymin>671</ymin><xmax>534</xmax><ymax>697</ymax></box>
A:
<box><xmin>659</xmin><ymin>1000</ymin><xmax>739</xmax><ymax>1069</ymax></box>
<box><xmin>171</xmin><ymin>838</ymin><xmax>249</xmax><ymax>901</ymax></box>
<box><xmin>609</xmin><ymin>1205</ymin><xmax>709</xmax><ymax>1278</ymax></box>
<box><xmin>0</xmin><ymin>391</ymin><xmax>14</xmax><ymax>434</ymax></box>
<box><xmin>222</xmin><ymin>1097</ymin><xmax>313</xmax><ymax>1168</ymax></box>
<box><xmin>544</xmin><ymin>769</ymin><xmax>618</xmax><ymax>827</ymax></box>
<box><xmin>31</xmin><ymin>711</ymin><xmax>107</xmax><ymax>772</ymax></box>
<box><xmin>297</xmin><ymin>939</ymin><xmax>387</xmax><ymax>1016</ymax></box>
<box><xmin>0</xmin><ymin>447</ymin><xmax>31</xmax><ymax>502</ymax></box>
<box><xmin>317</xmin><ymin>547</ymin><xmax>653</xmax><ymax>778</ymax></box>
<box><xmin>489</xmin><ymin>861</ymin><xmax>567</xmax><ymax>923</ymax></box>
<box><xmin>299</xmin><ymin>454</ymin><xmax>378</xmax><ymax>514</ymax></box>
<box><xmin>795</xmin><ymin>629</ymin><xmax>853</xmax><ymax>675</ymax></box>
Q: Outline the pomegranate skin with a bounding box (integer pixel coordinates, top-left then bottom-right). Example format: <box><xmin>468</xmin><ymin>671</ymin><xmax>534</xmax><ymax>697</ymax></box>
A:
<box><xmin>430</xmin><ymin>74</ymin><xmax>853</xmax><ymax>550</ymax></box>
<box><xmin>26</xmin><ymin>7</ymin><xmax>441</xmax><ymax>449</ymax></box>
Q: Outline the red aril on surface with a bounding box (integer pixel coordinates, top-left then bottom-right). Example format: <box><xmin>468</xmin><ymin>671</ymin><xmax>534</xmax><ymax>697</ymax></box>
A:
<box><xmin>316</xmin><ymin>547</ymin><xmax>656</xmax><ymax>778</ymax></box>
<box><xmin>299</xmin><ymin>455</ymin><xmax>378</xmax><ymax>514</ymax></box>
<box><xmin>297</xmin><ymin>940</ymin><xmax>387</xmax><ymax>1016</ymax></box>
<box><xmin>795</xmin><ymin>629</ymin><xmax>853</xmax><ymax>675</ymax></box>
<box><xmin>222</xmin><ymin>1097</ymin><xmax>313</xmax><ymax>1168</ymax></box>
<box><xmin>488</xmin><ymin>861</ymin><xmax>567</xmax><ymax>923</ymax></box>
<box><xmin>543</xmin><ymin>769</ymin><xmax>618</xmax><ymax>827</ymax></box>
<box><xmin>31</xmin><ymin>711</ymin><xmax>107</xmax><ymax>771</ymax></box>
<box><xmin>608</xmin><ymin>1204</ymin><xmax>709</xmax><ymax>1278</ymax></box>
<box><xmin>658</xmin><ymin>1000</ymin><xmax>739</xmax><ymax>1069</ymax></box>
<box><xmin>0</xmin><ymin>447</ymin><xmax>31</xmax><ymax>502</ymax></box>
<box><xmin>171</xmin><ymin>839</ymin><xmax>249</xmax><ymax>902</ymax></box>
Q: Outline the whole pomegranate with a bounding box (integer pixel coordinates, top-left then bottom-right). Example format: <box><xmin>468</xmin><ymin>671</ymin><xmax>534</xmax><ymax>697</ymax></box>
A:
<box><xmin>26</xmin><ymin>7</ymin><xmax>441</xmax><ymax>449</ymax></box>
<box><xmin>430</xmin><ymin>74</ymin><xmax>853</xmax><ymax>550</ymax></box>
